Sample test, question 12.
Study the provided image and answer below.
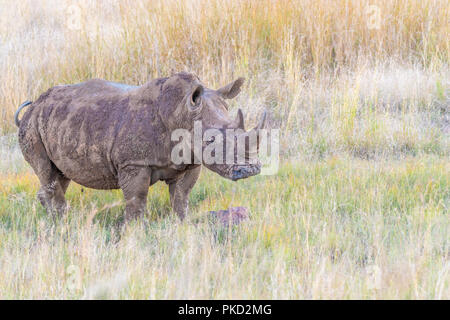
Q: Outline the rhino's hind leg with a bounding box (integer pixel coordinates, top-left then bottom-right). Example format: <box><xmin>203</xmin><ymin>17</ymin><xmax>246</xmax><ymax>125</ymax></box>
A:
<box><xmin>21</xmin><ymin>136</ymin><xmax>70</xmax><ymax>217</ymax></box>
<box><xmin>35</xmin><ymin>168</ymin><xmax>70</xmax><ymax>218</ymax></box>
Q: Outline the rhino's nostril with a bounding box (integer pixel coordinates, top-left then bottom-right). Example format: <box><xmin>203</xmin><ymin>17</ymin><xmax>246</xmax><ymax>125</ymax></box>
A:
<box><xmin>231</xmin><ymin>168</ymin><xmax>244</xmax><ymax>181</ymax></box>
<box><xmin>231</xmin><ymin>164</ymin><xmax>261</xmax><ymax>181</ymax></box>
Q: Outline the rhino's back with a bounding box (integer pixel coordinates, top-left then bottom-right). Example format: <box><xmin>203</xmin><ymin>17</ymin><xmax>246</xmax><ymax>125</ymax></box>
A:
<box><xmin>32</xmin><ymin>80</ymin><xmax>139</xmax><ymax>189</ymax></box>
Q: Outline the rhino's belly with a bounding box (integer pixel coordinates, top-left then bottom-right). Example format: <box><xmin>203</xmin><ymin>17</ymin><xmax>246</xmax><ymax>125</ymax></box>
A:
<box><xmin>51</xmin><ymin>154</ymin><xmax>119</xmax><ymax>190</ymax></box>
<box><xmin>42</xmin><ymin>109</ymin><xmax>120</xmax><ymax>189</ymax></box>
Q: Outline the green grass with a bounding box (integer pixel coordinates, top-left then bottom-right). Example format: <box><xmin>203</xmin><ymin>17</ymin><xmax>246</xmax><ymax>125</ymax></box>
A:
<box><xmin>0</xmin><ymin>156</ymin><xmax>448</xmax><ymax>299</ymax></box>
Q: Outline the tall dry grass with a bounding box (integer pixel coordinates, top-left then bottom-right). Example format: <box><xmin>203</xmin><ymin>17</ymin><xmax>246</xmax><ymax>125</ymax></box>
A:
<box><xmin>1</xmin><ymin>0</ymin><xmax>448</xmax><ymax>135</ymax></box>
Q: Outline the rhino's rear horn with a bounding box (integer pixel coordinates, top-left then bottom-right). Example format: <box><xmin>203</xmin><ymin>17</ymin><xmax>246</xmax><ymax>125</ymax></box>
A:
<box><xmin>256</xmin><ymin>111</ymin><xmax>267</xmax><ymax>130</ymax></box>
<box><xmin>233</xmin><ymin>108</ymin><xmax>245</xmax><ymax>130</ymax></box>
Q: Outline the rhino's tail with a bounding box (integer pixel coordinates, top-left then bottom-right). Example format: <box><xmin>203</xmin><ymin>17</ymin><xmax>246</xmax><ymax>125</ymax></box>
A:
<box><xmin>14</xmin><ymin>100</ymin><xmax>32</xmax><ymax>127</ymax></box>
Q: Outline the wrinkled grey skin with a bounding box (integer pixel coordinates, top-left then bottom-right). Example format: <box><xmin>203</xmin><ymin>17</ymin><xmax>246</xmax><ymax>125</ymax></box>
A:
<box><xmin>16</xmin><ymin>72</ymin><xmax>266</xmax><ymax>222</ymax></box>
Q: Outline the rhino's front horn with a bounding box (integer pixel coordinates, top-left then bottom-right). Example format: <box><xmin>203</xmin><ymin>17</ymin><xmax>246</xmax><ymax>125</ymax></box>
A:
<box><xmin>256</xmin><ymin>110</ymin><xmax>267</xmax><ymax>130</ymax></box>
<box><xmin>249</xmin><ymin>110</ymin><xmax>267</xmax><ymax>133</ymax></box>
<box><xmin>233</xmin><ymin>108</ymin><xmax>245</xmax><ymax>130</ymax></box>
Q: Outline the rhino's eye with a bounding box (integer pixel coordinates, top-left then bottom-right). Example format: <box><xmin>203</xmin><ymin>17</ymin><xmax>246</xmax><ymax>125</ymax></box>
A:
<box><xmin>205</xmin><ymin>136</ymin><xmax>215</xmax><ymax>145</ymax></box>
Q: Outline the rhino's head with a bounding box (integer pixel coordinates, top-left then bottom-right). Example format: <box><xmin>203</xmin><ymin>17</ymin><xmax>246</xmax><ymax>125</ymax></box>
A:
<box><xmin>159</xmin><ymin>72</ymin><xmax>267</xmax><ymax>181</ymax></box>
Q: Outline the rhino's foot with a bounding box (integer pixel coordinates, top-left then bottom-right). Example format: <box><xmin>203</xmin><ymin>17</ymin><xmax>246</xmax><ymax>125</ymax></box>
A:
<box><xmin>37</xmin><ymin>191</ymin><xmax>67</xmax><ymax>218</ymax></box>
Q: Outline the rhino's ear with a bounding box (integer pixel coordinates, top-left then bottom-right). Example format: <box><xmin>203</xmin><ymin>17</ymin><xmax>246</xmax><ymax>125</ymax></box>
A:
<box><xmin>189</xmin><ymin>85</ymin><xmax>204</xmax><ymax>109</ymax></box>
<box><xmin>217</xmin><ymin>77</ymin><xmax>245</xmax><ymax>99</ymax></box>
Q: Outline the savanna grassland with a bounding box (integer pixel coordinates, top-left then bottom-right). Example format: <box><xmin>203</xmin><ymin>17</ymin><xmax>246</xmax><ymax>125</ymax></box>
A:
<box><xmin>0</xmin><ymin>0</ymin><xmax>448</xmax><ymax>299</ymax></box>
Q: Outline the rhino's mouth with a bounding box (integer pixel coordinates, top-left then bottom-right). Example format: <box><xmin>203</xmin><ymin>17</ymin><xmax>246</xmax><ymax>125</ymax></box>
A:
<box><xmin>230</xmin><ymin>163</ymin><xmax>261</xmax><ymax>181</ymax></box>
<box><xmin>203</xmin><ymin>162</ymin><xmax>261</xmax><ymax>181</ymax></box>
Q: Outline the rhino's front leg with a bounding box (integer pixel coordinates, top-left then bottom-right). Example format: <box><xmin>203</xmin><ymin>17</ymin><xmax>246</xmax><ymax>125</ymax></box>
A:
<box><xmin>168</xmin><ymin>166</ymin><xmax>201</xmax><ymax>219</ymax></box>
<box><xmin>118</xmin><ymin>166</ymin><xmax>151</xmax><ymax>223</ymax></box>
